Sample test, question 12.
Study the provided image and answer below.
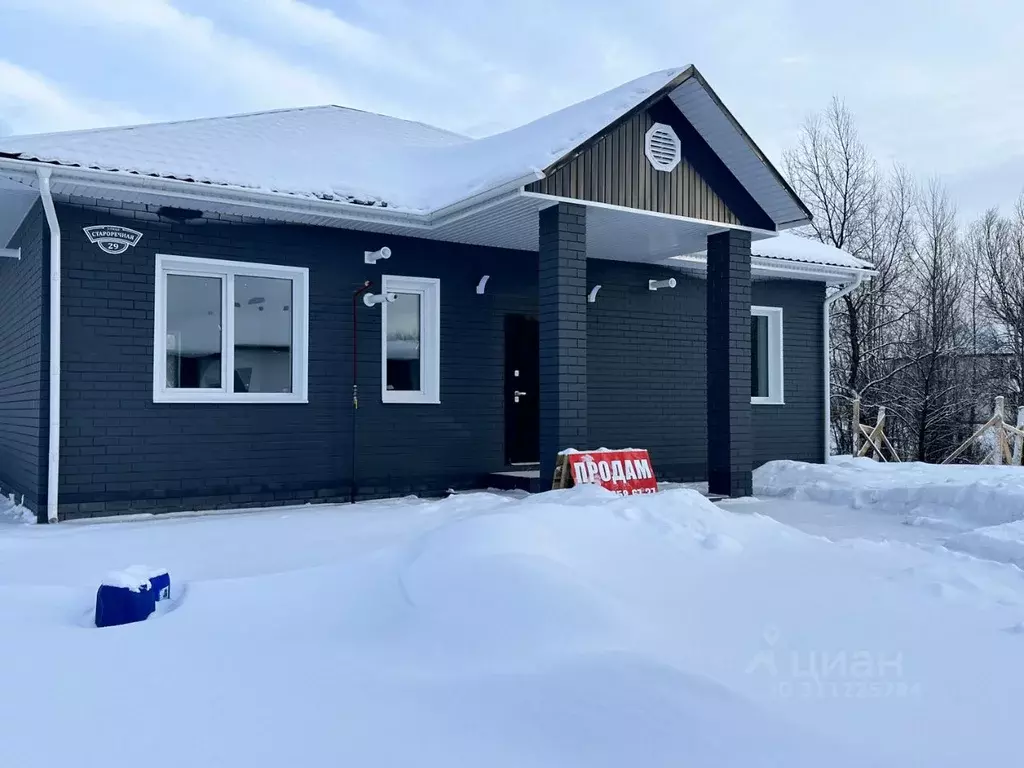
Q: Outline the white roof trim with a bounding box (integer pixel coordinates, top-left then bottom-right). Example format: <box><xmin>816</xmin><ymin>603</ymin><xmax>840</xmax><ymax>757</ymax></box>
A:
<box><xmin>0</xmin><ymin>159</ymin><xmax>824</xmax><ymax>271</ymax></box>
<box><xmin>519</xmin><ymin>190</ymin><xmax>776</xmax><ymax>238</ymax></box>
<box><xmin>678</xmin><ymin>231</ymin><xmax>874</xmax><ymax>274</ymax></box>
<box><xmin>669</xmin><ymin>253</ymin><xmax>875</xmax><ymax>284</ymax></box>
<box><xmin>668</xmin><ymin>75</ymin><xmax>809</xmax><ymax>229</ymax></box>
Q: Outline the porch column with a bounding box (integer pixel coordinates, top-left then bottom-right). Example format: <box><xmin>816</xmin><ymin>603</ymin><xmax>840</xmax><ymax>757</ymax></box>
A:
<box><xmin>707</xmin><ymin>229</ymin><xmax>753</xmax><ymax>497</ymax></box>
<box><xmin>539</xmin><ymin>202</ymin><xmax>587</xmax><ymax>483</ymax></box>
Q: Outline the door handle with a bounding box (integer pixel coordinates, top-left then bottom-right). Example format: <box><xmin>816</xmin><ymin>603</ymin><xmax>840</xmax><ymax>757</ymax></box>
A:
<box><xmin>514</xmin><ymin>390</ymin><xmax>528</xmax><ymax>397</ymax></box>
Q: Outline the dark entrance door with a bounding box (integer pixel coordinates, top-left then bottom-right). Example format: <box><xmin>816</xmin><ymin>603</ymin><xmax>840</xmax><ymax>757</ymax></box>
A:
<box><xmin>505</xmin><ymin>314</ymin><xmax>540</xmax><ymax>464</ymax></box>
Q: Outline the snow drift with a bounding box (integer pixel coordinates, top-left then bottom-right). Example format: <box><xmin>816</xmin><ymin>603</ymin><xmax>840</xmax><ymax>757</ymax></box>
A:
<box><xmin>1</xmin><ymin>484</ymin><xmax>1021</xmax><ymax>766</ymax></box>
<box><xmin>755</xmin><ymin>456</ymin><xmax>1024</xmax><ymax>530</ymax></box>
<box><xmin>946</xmin><ymin>520</ymin><xmax>1024</xmax><ymax>568</ymax></box>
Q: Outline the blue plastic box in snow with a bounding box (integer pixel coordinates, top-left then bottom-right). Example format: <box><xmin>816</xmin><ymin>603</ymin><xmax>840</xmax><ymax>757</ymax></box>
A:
<box><xmin>95</xmin><ymin>581</ymin><xmax>156</xmax><ymax>628</ymax></box>
<box><xmin>149</xmin><ymin>570</ymin><xmax>171</xmax><ymax>601</ymax></box>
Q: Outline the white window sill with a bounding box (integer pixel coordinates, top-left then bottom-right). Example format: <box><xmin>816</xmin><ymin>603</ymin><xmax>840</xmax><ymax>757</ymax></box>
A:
<box><xmin>751</xmin><ymin>397</ymin><xmax>785</xmax><ymax>406</ymax></box>
<box><xmin>382</xmin><ymin>392</ymin><xmax>441</xmax><ymax>405</ymax></box>
<box><xmin>154</xmin><ymin>392</ymin><xmax>308</xmax><ymax>404</ymax></box>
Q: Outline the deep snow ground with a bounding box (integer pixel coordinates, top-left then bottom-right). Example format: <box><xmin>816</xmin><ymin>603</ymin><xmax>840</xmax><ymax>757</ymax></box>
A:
<box><xmin>1</xmin><ymin>478</ymin><xmax>1023</xmax><ymax>767</ymax></box>
<box><xmin>725</xmin><ymin>497</ymin><xmax>954</xmax><ymax>545</ymax></box>
<box><xmin>754</xmin><ymin>456</ymin><xmax>1024</xmax><ymax>568</ymax></box>
<box><xmin>755</xmin><ymin>456</ymin><xmax>1024</xmax><ymax>532</ymax></box>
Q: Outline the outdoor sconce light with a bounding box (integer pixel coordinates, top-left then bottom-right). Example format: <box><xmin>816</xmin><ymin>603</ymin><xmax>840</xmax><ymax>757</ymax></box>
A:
<box><xmin>476</xmin><ymin>275</ymin><xmax>490</xmax><ymax>294</ymax></box>
<box><xmin>648</xmin><ymin>278</ymin><xmax>677</xmax><ymax>291</ymax></box>
<box><xmin>588</xmin><ymin>285</ymin><xmax>602</xmax><ymax>303</ymax></box>
<box><xmin>0</xmin><ymin>248</ymin><xmax>20</xmax><ymax>260</ymax></box>
<box><xmin>363</xmin><ymin>292</ymin><xmax>398</xmax><ymax>307</ymax></box>
<box><xmin>156</xmin><ymin>206</ymin><xmax>203</xmax><ymax>223</ymax></box>
<box><xmin>364</xmin><ymin>246</ymin><xmax>392</xmax><ymax>265</ymax></box>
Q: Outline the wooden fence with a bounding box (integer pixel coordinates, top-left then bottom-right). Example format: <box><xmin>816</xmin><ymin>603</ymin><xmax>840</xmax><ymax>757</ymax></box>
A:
<box><xmin>851</xmin><ymin>396</ymin><xmax>1024</xmax><ymax>465</ymax></box>
<box><xmin>851</xmin><ymin>399</ymin><xmax>900</xmax><ymax>462</ymax></box>
<box><xmin>943</xmin><ymin>396</ymin><xmax>1024</xmax><ymax>466</ymax></box>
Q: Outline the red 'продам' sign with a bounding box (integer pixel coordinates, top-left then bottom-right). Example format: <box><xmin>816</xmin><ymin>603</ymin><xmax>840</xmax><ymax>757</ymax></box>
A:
<box><xmin>565</xmin><ymin>449</ymin><xmax>658</xmax><ymax>495</ymax></box>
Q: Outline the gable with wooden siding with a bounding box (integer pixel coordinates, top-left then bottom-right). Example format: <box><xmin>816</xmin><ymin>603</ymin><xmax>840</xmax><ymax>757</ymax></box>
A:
<box><xmin>526</xmin><ymin>108</ymin><xmax>740</xmax><ymax>227</ymax></box>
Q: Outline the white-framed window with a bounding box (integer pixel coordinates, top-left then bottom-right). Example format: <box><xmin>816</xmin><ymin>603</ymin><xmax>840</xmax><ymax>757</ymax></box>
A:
<box><xmin>381</xmin><ymin>275</ymin><xmax>440</xmax><ymax>404</ymax></box>
<box><xmin>751</xmin><ymin>305</ymin><xmax>784</xmax><ymax>405</ymax></box>
<box><xmin>153</xmin><ymin>254</ymin><xmax>309</xmax><ymax>404</ymax></box>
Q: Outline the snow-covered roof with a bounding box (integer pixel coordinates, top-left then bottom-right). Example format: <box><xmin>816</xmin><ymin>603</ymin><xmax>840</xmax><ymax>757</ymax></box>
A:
<box><xmin>669</xmin><ymin>231</ymin><xmax>874</xmax><ymax>282</ymax></box>
<box><xmin>0</xmin><ymin>67</ymin><xmax>807</xmax><ymax>227</ymax></box>
<box><xmin>751</xmin><ymin>233</ymin><xmax>874</xmax><ymax>271</ymax></box>
<box><xmin>0</xmin><ymin>104</ymin><xmax>472</xmax><ymax>213</ymax></box>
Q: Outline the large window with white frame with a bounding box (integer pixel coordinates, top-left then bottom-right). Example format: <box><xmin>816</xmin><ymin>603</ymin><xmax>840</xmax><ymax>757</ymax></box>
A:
<box><xmin>154</xmin><ymin>254</ymin><xmax>309</xmax><ymax>403</ymax></box>
<box><xmin>381</xmin><ymin>275</ymin><xmax>440</xmax><ymax>404</ymax></box>
<box><xmin>751</xmin><ymin>305</ymin><xmax>784</xmax><ymax>405</ymax></box>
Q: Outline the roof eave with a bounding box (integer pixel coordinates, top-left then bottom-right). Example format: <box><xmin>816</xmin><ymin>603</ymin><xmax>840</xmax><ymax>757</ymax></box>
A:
<box><xmin>0</xmin><ymin>156</ymin><xmax>434</xmax><ymax>228</ymax></box>
<box><xmin>670</xmin><ymin>253</ymin><xmax>875</xmax><ymax>284</ymax></box>
<box><xmin>0</xmin><ymin>155</ymin><xmax>549</xmax><ymax>232</ymax></box>
<box><xmin>685</xmin><ymin>67</ymin><xmax>812</xmax><ymax>227</ymax></box>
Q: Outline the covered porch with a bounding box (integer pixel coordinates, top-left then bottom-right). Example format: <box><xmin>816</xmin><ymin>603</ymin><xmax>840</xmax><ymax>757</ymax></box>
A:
<box><xmin>530</xmin><ymin>199</ymin><xmax>759</xmax><ymax>497</ymax></box>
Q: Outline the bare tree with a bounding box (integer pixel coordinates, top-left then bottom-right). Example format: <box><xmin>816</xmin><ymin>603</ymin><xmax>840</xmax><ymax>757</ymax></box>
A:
<box><xmin>785</xmin><ymin>99</ymin><xmax>872</xmax><ymax>392</ymax></box>
<box><xmin>890</xmin><ymin>180</ymin><xmax>971</xmax><ymax>461</ymax></box>
<box><xmin>784</xmin><ymin>99</ymin><xmax>915</xmax><ymax>453</ymax></box>
<box><xmin>785</xmin><ymin>97</ymin><xmax>1024</xmax><ymax>463</ymax></box>
<box><xmin>974</xmin><ymin>200</ymin><xmax>1024</xmax><ymax>405</ymax></box>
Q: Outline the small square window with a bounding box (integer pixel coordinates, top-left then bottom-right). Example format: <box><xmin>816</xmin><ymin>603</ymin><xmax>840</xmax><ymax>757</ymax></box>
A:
<box><xmin>751</xmin><ymin>306</ymin><xmax>784</xmax><ymax>405</ymax></box>
<box><xmin>154</xmin><ymin>254</ymin><xmax>308</xmax><ymax>404</ymax></box>
<box><xmin>381</xmin><ymin>275</ymin><xmax>440</xmax><ymax>404</ymax></box>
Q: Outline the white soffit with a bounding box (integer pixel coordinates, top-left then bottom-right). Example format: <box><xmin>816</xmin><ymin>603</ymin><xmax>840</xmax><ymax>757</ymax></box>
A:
<box><xmin>7</xmin><ymin>171</ymin><xmax>745</xmax><ymax>264</ymax></box>
<box><xmin>0</xmin><ymin>177</ymin><xmax>37</xmax><ymax>248</ymax></box>
<box><xmin>584</xmin><ymin>205</ymin><xmax>727</xmax><ymax>262</ymax></box>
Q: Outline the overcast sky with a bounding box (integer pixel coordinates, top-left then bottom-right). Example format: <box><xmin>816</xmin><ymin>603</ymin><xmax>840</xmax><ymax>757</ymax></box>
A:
<box><xmin>1</xmin><ymin>0</ymin><xmax>1021</xmax><ymax>219</ymax></box>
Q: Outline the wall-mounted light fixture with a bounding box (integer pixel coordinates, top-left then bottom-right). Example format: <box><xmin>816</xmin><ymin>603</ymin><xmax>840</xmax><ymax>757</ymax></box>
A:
<box><xmin>587</xmin><ymin>285</ymin><xmax>602</xmax><ymax>303</ymax></box>
<box><xmin>0</xmin><ymin>248</ymin><xmax>21</xmax><ymax>260</ymax></box>
<box><xmin>156</xmin><ymin>206</ymin><xmax>204</xmax><ymax>223</ymax></box>
<box><xmin>648</xmin><ymin>278</ymin><xmax>677</xmax><ymax>292</ymax></box>
<box><xmin>476</xmin><ymin>275</ymin><xmax>490</xmax><ymax>295</ymax></box>
<box><xmin>363</xmin><ymin>291</ymin><xmax>397</xmax><ymax>307</ymax></box>
<box><xmin>364</xmin><ymin>246</ymin><xmax>392</xmax><ymax>265</ymax></box>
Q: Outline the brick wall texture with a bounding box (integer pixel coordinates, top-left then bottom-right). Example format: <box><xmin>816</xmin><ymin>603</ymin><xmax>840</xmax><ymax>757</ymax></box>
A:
<box><xmin>538</xmin><ymin>203</ymin><xmax>588</xmax><ymax>483</ymax></box>
<box><xmin>2</xmin><ymin>201</ymin><xmax>824</xmax><ymax>519</ymax></box>
<box><xmin>0</xmin><ymin>203</ymin><xmax>48</xmax><ymax>517</ymax></box>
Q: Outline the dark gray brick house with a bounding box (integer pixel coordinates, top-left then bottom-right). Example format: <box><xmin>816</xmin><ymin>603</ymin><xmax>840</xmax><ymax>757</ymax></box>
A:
<box><xmin>0</xmin><ymin>65</ymin><xmax>873</xmax><ymax>522</ymax></box>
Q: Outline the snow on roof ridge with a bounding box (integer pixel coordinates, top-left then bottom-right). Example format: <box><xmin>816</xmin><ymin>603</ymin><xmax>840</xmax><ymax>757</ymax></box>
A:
<box><xmin>320</xmin><ymin>106</ymin><xmax>470</xmax><ymax>142</ymax></box>
<box><xmin>0</xmin><ymin>105</ymin><xmax>336</xmax><ymax>143</ymax></box>
<box><xmin>1</xmin><ymin>104</ymin><xmax>468</xmax><ymax>144</ymax></box>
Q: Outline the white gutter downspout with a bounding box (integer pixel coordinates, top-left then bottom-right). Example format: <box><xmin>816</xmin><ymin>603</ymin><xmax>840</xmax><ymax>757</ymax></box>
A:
<box><xmin>37</xmin><ymin>169</ymin><xmax>61</xmax><ymax>524</ymax></box>
<box><xmin>822</xmin><ymin>273</ymin><xmax>865</xmax><ymax>463</ymax></box>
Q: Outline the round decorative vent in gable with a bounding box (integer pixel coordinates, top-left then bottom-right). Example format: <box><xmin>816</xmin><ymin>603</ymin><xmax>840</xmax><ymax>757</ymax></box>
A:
<box><xmin>644</xmin><ymin>123</ymin><xmax>681</xmax><ymax>172</ymax></box>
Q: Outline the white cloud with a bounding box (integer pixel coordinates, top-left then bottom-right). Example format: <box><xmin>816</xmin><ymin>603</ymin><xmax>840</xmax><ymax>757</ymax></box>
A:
<box><xmin>11</xmin><ymin>0</ymin><xmax>353</xmax><ymax>110</ymax></box>
<box><xmin>0</xmin><ymin>60</ymin><xmax>147</xmax><ymax>135</ymax></box>
<box><xmin>214</xmin><ymin>0</ymin><xmax>434</xmax><ymax>83</ymax></box>
<box><xmin>2</xmin><ymin>0</ymin><xmax>1022</xmax><ymax>217</ymax></box>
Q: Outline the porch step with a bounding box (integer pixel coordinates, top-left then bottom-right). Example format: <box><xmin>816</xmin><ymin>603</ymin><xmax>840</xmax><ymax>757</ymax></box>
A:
<box><xmin>485</xmin><ymin>468</ymin><xmax>543</xmax><ymax>493</ymax></box>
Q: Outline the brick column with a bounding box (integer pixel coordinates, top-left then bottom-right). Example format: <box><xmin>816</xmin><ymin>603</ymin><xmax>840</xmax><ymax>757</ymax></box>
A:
<box><xmin>707</xmin><ymin>230</ymin><xmax>752</xmax><ymax>497</ymax></box>
<box><xmin>539</xmin><ymin>203</ymin><xmax>587</xmax><ymax>484</ymax></box>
